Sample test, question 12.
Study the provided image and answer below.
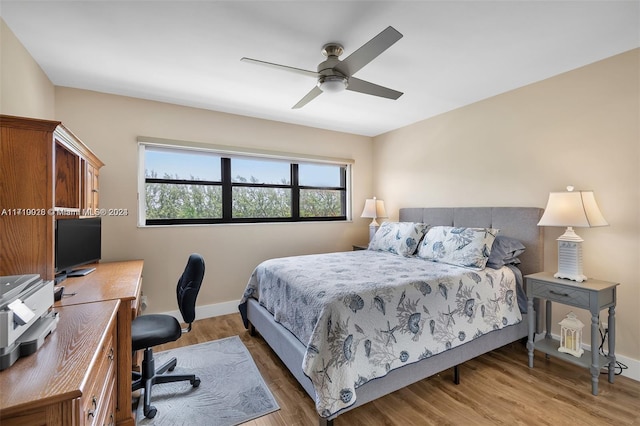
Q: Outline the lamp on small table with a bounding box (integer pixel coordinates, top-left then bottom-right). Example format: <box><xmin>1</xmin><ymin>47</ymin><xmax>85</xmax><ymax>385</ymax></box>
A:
<box><xmin>537</xmin><ymin>186</ymin><xmax>608</xmax><ymax>282</ymax></box>
<box><xmin>360</xmin><ymin>197</ymin><xmax>387</xmax><ymax>242</ymax></box>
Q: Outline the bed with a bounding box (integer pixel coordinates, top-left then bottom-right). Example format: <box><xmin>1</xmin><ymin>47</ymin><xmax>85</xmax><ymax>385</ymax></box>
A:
<box><xmin>239</xmin><ymin>207</ymin><xmax>544</xmax><ymax>425</ymax></box>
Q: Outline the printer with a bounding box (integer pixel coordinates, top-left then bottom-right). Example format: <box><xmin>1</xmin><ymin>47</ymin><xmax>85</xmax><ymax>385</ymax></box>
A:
<box><xmin>0</xmin><ymin>274</ymin><xmax>58</xmax><ymax>370</ymax></box>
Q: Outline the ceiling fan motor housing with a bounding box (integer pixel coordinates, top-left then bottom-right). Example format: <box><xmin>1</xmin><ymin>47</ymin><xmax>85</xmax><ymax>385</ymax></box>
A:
<box><xmin>317</xmin><ymin>44</ymin><xmax>348</xmax><ymax>92</ymax></box>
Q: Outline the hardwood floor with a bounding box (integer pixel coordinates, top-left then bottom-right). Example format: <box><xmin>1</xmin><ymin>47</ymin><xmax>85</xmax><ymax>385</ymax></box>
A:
<box><xmin>156</xmin><ymin>314</ymin><xmax>640</xmax><ymax>426</ymax></box>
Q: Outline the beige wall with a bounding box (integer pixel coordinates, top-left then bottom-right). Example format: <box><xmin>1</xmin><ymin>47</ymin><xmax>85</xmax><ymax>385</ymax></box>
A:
<box><xmin>54</xmin><ymin>88</ymin><xmax>374</xmax><ymax>313</ymax></box>
<box><xmin>373</xmin><ymin>49</ymin><xmax>640</xmax><ymax>362</ymax></box>
<box><xmin>0</xmin><ymin>19</ymin><xmax>55</xmax><ymax>118</ymax></box>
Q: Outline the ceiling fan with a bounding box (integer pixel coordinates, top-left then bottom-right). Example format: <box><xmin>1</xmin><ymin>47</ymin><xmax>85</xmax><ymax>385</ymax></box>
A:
<box><xmin>241</xmin><ymin>26</ymin><xmax>404</xmax><ymax>109</ymax></box>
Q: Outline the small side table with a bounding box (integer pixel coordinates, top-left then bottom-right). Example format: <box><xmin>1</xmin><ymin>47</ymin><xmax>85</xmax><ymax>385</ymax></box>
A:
<box><xmin>525</xmin><ymin>272</ymin><xmax>618</xmax><ymax>395</ymax></box>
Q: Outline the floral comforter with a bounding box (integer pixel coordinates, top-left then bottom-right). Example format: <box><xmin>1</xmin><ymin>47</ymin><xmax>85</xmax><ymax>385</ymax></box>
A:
<box><xmin>239</xmin><ymin>250</ymin><xmax>523</xmax><ymax>418</ymax></box>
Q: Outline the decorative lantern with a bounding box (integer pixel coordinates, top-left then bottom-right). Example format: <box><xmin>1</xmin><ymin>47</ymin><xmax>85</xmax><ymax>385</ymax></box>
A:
<box><xmin>558</xmin><ymin>312</ymin><xmax>584</xmax><ymax>357</ymax></box>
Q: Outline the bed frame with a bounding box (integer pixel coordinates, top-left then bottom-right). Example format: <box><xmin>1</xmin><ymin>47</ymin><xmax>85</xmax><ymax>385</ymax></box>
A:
<box><xmin>245</xmin><ymin>207</ymin><xmax>544</xmax><ymax>425</ymax></box>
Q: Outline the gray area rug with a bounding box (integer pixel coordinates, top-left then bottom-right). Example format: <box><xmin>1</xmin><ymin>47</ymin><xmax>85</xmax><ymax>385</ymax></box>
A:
<box><xmin>136</xmin><ymin>336</ymin><xmax>279</xmax><ymax>426</ymax></box>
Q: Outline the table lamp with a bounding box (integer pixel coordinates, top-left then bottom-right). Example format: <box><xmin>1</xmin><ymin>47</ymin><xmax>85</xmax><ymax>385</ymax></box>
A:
<box><xmin>537</xmin><ymin>186</ymin><xmax>608</xmax><ymax>282</ymax></box>
<box><xmin>361</xmin><ymin>197</ymin><xmax>387</xmax><ymax>242</ymax></box>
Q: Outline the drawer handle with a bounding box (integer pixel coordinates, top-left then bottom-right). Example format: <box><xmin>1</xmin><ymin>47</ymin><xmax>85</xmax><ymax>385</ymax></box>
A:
<box><xmin>549</xmin><ymin>290</ymin><xmax>570</xmax><ymax>297</ymax></box>
<box><xmin>88</xmin><ymin>396</ymin><xmax>98</xmax><ymax>418</ymax></box>
<box><xmin>107</xmin><ymin>413</ymin><xmax>114</xmax><ymax>426</ymax></box>
<box><xmin>108</xmin><ymin>347</ymin><xmax>114</xmax><ymax>361</ymax></box>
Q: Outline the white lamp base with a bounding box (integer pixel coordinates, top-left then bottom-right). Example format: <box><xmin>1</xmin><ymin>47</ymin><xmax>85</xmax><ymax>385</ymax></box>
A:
<box><xmin>369</xmin><ymin>224</ymin><xmax>379</xmax><ymax>242</ymax></box>
<box><xmin>555</xmin><ymin>228</ymin><xmax>587</xmax><ymax>282</ymax></box>
<box><xmin>554</xmin><ymin>272</ymin><xmax>587</xmax><ymax>282</ymax></box>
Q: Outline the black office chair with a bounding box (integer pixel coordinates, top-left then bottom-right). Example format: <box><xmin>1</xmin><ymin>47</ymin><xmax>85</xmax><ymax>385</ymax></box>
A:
<box><xmin>132</xmin><ymin>253</ymin><xmax>205</xmax><ymax>419</ymax></box>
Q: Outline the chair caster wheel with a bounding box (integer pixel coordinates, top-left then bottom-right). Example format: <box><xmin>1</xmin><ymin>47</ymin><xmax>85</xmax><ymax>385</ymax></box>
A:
<box><xmin>192</xmin><ymin>377</ymin><xmax>201</xmax><ymax>387</ymax></box>
<box><xmin>144</xmin><ymin>406</ymin><xmax>157</xmax><ymax>419</ymax></box>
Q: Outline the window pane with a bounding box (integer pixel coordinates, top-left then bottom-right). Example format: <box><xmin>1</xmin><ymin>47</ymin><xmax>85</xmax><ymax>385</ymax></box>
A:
<box><xmin>145</xmin><ymin>183</ymin><xmax>222</xmax><ymax>219</ymax></box>
<box><xmin>300</xmin><ymin>189</ymin><xmax>344</xmax><ymax>217</ymax></box>
<box><xmin>299</xmin><ymin>163</ymin><xmax>343</xmax><ymax>187</ymax></box>
<box><xmin>231</xmin><ymin>158</ymin><xmax>290</xmax><ymax>184</ymax></box>
<box><xmin>232</xmin><ymin>187</ymin><xmax>291</xmax><ymax>218</ymax></box>
<box><xmin>146</xmin><ymin>147</ymin><xmax>221</xmax><ymax>181</ymax></box>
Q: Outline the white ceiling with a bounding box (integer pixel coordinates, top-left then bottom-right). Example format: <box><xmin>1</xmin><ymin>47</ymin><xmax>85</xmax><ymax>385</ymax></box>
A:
<box><xmin>1</xmin><ymin>1</ymin><xmax>638</xmax><ymax>137</ymax></box>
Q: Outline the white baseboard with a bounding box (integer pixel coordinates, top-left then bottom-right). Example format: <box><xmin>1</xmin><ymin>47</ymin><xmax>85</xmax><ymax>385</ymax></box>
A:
<box><xmin>615</xmin><ymin>353</ymin><xmax>640</xmax><ymax>382</ymax></box>
<box><xmin>160</xmin><ymin>300</ymin><xmax>640</xmax><ymax>383</ymax></box>
<box><xmin>160</xmin><ymin>299</ymin><xmax>240</xmax><ymax>323</ymax></box>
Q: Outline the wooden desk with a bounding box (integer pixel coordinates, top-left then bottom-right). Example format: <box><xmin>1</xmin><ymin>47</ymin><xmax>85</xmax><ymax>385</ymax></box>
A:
<box><xmin>56</xmin><ymin>260</ymin><xmax>143</xmax><ymax>426</ymax></box>
<box><xmin>0</xmin><ymin>300</ymin><xmax>119</xmax><ymax>425</ymax></box>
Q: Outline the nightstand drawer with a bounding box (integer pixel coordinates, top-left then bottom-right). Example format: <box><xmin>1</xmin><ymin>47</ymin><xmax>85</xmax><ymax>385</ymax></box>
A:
<box><xmin>527</xmin><ymin>279</ymin><xmax>590</xmax><ymax>309</ymax></box>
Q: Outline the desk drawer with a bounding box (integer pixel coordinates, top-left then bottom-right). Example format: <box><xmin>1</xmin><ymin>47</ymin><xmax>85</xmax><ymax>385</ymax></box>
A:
<box><xmin>95</xmin><ymin>378</ymin><xmax>116</xmax><ymax>426</ymax></box>
<box><xmin>81</xmin><ymin>320</ymin><xmax>116</xmax><ymax>425</ymax></box>
<box><xmin>528</xmin><ymin>279</ymin><xmax>590</xmax><ymax>309</ymax></box>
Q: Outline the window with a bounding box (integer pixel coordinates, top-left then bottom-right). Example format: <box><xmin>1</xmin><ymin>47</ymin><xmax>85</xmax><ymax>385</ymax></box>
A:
<box><xmin>139</xmin><ymin>143</ymin><xmax>350</xmax><ymax>225</ymax></box>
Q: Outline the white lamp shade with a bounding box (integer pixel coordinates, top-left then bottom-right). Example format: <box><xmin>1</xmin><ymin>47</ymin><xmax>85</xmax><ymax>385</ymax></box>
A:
<box><xmin>361</xmin><ymin>198</ymin><xmax>387</xmax><ymax>219</ymax></box>
<box><xmin>538</xmin><ymin>190</ymin><xmax>608</xmax><ymax>228</ymax></box>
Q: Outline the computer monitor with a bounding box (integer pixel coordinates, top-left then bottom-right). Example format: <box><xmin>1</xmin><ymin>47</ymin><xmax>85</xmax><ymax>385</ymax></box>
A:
<box><xmin>55</xmin><ymin>217</ymin><xmax>101</xmax><ymax>281</ymax></box>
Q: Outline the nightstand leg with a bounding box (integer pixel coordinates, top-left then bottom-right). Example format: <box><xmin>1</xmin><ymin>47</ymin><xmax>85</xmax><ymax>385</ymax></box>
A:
<box><xmin>591</xmin><ymin>313</ymin><xmax>599</xmax><ymax>395</ymax></box>
<box><xmin>544</xmin><ymin>299</ymin><xmax>552</xmax><ymax>359</ymax></box>
<box><xmin>527</xmin><ymin>297</ymin><xmax>535</xmax><ymax>368</ymax></box>
<box><xmin>608</xmin><ymin>306</ymin><xmax>616</xmax><ymax>383</ymax></box>
<box><xmin>545</xmin><ymin>300</ymin><xmax>552</xmax><ymax>339</ymax></box>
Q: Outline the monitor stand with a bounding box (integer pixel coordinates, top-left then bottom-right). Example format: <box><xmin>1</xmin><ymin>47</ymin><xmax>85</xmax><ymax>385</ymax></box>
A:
<box><xmin>67</xmin><ymin>267</ymin><xmax>96</xmax><ymax>277</ymax></box>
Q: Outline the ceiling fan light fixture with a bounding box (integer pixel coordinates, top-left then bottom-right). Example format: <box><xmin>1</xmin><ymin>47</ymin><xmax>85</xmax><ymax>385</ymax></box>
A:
<box><xmin>318</xmin><ymin>75</ymin><xmax>348</xmax><ymax>93</ymax></box>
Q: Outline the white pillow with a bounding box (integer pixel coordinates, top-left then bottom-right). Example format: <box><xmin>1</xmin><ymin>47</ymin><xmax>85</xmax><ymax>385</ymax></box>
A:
<box><xmin>417</xmin><ymin>226</ymin><xmax>498</xmax><ymax>270</ymax></box>
<box><xmin>368</xmin><ymin>222</ymin><xmax>428</xmax><ymax>256</ymax></box>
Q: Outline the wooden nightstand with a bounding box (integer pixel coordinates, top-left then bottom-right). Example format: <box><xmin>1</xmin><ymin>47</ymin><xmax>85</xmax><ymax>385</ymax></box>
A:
<box><xmin>525</xmin><ymin>272</ymin><xmax>618</xmax><ymax>395</ymax></box>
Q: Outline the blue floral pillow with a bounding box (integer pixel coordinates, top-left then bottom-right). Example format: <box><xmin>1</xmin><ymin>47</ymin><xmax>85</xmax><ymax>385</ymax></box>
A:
<box><xmin>368</xmin><ymin>222</ymin><xmax>429</xmax><ymax>256</ymax></box>
<box><xmin>417</xmin><ymin>226</ymin><xmax>499</xmax><ymax>270</ymax></box>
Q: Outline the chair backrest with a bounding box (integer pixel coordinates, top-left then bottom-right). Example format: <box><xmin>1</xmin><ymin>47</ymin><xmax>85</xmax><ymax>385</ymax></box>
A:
<box><xmin>176</xmin><ymin>253</ymin><xmax>205</xmax><ymax>327</ymax></box>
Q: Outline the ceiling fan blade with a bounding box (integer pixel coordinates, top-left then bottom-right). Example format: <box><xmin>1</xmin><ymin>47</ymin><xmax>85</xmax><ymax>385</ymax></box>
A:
<box><xmin>292</xmin><ymin>86</ymin><xmax>323</xmax><ymax>109</ymax></box>
<box><xmin>347</xmin><ymin>77</ymin><xmax>403</xmax><ymax>100</ymax></box>
<box><xmin>241</xmin><ymin>57</ymin><xmax>319</xmax><ymax>78</ymax></box>
<box><xmin>334</xmin><ymin>26</ymin><xmax>403</xmax><ymax>77</ymax></box>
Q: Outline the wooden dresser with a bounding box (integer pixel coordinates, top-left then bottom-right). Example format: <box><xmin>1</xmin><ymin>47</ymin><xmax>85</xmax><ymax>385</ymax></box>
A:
<box><xmin>0</xmin><ymin>300</ymin><xmax>119</xmax><ymax>425</ymax></box>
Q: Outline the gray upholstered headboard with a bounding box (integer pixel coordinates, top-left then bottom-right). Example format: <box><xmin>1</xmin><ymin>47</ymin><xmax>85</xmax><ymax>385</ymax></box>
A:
<box><xmin>399</xmin><ymin>207</ymin><xmax>544</xmax><ymax>276</ymax></box>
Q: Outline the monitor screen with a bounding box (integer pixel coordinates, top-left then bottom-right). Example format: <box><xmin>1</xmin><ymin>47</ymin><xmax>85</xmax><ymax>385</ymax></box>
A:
<box><xmin>55</xmin><ymin>217</ymin><xmax>102</xmax><ymax>275</ymax></box>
